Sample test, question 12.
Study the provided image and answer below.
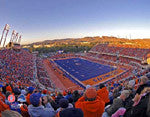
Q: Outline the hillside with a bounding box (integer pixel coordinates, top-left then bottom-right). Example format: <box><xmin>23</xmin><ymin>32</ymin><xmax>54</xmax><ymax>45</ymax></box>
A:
<box><xmin>22</xmin><ymin>36</ymin><xmax>150</xmax><ymax>53</ymax></box>
<box><xmin>23</xmin><ymin>36</ymin><xmax>150</xmax><ymax>48</ymax></box>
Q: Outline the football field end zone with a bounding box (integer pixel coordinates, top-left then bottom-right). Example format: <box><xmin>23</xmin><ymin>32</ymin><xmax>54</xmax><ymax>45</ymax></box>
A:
<box><xmin>52</xmin><ymin>57</ymin><xmax>126</xmax><ymax>87</ymax></box>
<box><xmin>83</xmin><ymin>69</ymin><xmax>125</xmax><ymax>86</ymax></box>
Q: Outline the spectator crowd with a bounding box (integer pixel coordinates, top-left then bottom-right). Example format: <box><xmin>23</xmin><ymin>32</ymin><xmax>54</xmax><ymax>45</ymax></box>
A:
<box><xmin>0</xmin><ymin>45</ymin><xmax>150</xmax><ymax>117</ymax></box>
<box><xmin>0</xmin><ymin>75</ymin><xmax>150</xmax><ymax>117</ymax></box>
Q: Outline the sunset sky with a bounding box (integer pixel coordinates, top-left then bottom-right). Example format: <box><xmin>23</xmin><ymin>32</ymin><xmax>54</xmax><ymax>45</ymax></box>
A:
<box><xmin>0</xmin><ymin>0</ymin><xmax>150</xmax><ymax>44</ymax></box>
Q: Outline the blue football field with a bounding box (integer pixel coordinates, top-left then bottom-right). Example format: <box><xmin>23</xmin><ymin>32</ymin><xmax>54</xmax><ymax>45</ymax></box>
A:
<box><xmin>54</xmin><ymin>58</ymin><xmax>116</xmax><ymax>81</ymax></box>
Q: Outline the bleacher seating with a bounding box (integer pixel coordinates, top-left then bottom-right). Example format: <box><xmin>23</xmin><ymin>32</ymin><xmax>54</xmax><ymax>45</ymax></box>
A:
<box><xmin>90</xmin><ymin>44</ymin><xmax>150</xmax><ymax>59</ymax></box>
<box><xmin>0</xmin><ymin>44</ymin><xmax>150</xmax><ymax>117</ymax></box>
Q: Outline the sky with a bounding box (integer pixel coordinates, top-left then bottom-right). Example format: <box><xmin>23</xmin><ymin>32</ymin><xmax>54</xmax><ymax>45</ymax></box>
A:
<box><xmin>0</xmin><ymin>0</ymin><xmax>150</xmax><ymax>45</ymax></box>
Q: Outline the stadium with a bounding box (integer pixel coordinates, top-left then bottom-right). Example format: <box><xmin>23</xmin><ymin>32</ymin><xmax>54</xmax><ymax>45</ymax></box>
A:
<box><xmin>0</xmin><ymin>24</ymin><xmax>150</xmax><ymax>117</ymax></box>
<box><xmin>45</xmin><ymin>43</ymin><xmax>150</xmax><ymax>91</ymax></box>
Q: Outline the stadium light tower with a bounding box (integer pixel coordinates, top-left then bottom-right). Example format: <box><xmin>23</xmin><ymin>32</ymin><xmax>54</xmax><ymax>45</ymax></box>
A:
<box><xmin>15</xmin><ymin>33</ymin><xmax>19</xmax><ymax>43</ymax></box>
<box><xmin>11</xmin><ymin>31</ymin><xmax>18</xmax><ymax>43</ymax></box>
<box><xmin>10</xmin><ymin>30</ymin><xmax>16</xmax><ymax>42</ymax></box>
<box><xmin>18</xmin><ymin>35</ymin><xmax>22</xmax><ymax>44</ymax></box>
<box><xmin>0</xmin><ymin>24</ymin><xmax>10</xmax><ymax>48</ymax></box>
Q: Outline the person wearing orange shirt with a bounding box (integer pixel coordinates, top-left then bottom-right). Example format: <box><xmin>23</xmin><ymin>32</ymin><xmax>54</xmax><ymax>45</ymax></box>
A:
<box><xmin>97</xmin><ymin>84</ymin><xmax>110</xmax><ymax>105</ymax></box>
<box><xmin>75</xmin><ymin>87</ymin><xmax>105</xmax><ymax>117</ymax></box>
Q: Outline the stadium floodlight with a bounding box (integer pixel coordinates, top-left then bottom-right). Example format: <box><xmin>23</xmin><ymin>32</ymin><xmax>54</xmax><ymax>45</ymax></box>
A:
<box><xmin>12</xmin><ymin>31</ymin><xmax>17</xmax><ymax>42</ymax></box>
<box><xmin>4</xmin><ymin>24</ymin><xmax>10</xmax><ymax>31</ymax></box>
<box><xmin>15</xmin><ymin>33</ymin><xmax>19</xmax><ymax>42</ymax></box>
<box><xmin>16</xmin><ymin>32</ymin><xmax>19</xmax><ymax>36</ymax></box>
<box><xmin>0</xmin><ymin>24</ymin><xmax>10</xmax><ymax>47</ymax></box>
<box><xmin>18</xmin><ymin>35</ymin><xmax>22</xmax><ymax>44</ymax></box>
<box><xmin>10</xmin><ymin>30</ymin><xmax>16</xmax><ymax>42</ymax></box>
<box><xmin>12</xmin><ymin>30</ymin><xmax>16</xmax><ymax>35</ymax></box>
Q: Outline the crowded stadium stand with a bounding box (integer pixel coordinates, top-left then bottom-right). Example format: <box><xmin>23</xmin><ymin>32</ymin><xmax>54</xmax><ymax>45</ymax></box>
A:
<box><xmin>0</xmin><ymin>42</ymin><xmax>150</xmax><ymax>117</ymax></box>
<box><xmin>0</xmin><ymin>49</ymin><xmax>35</xmax><ymax>87</ymax></box>
<box><xmin>36</xmin><ymin>58</ymin><xmax>52</xmax><ymax>88</ymax></box>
